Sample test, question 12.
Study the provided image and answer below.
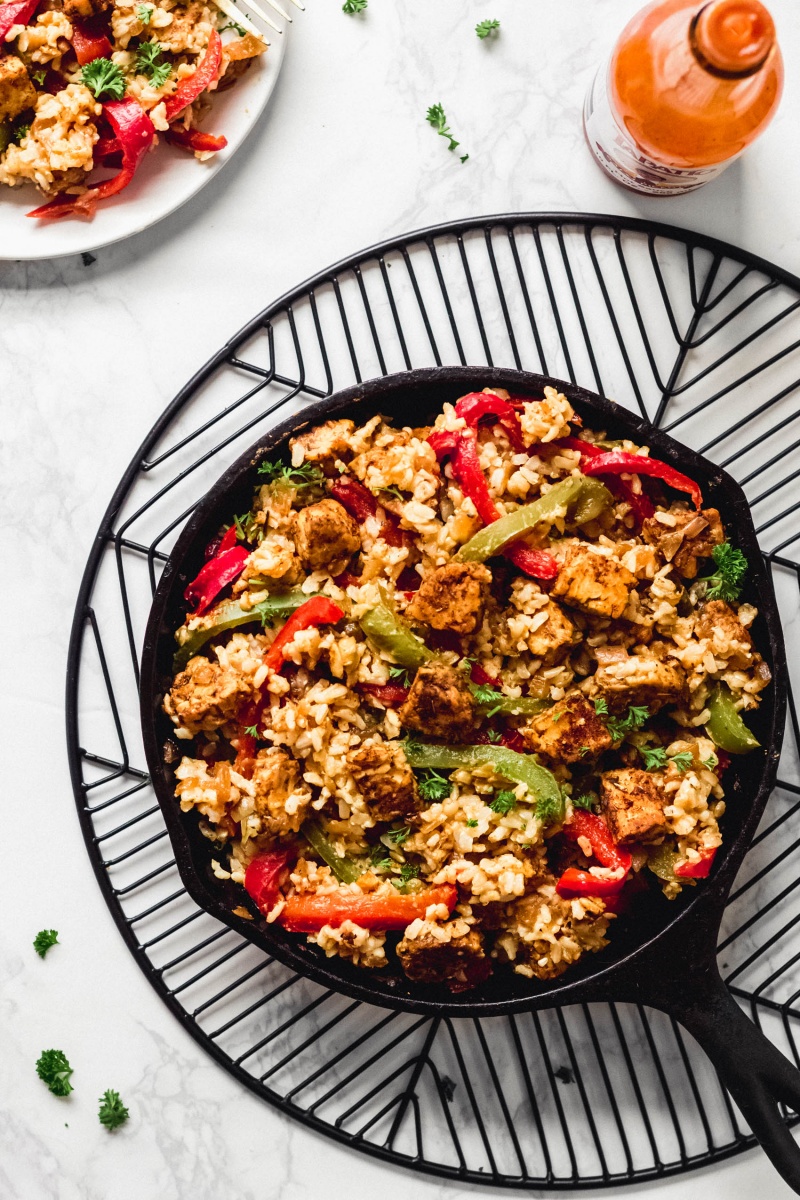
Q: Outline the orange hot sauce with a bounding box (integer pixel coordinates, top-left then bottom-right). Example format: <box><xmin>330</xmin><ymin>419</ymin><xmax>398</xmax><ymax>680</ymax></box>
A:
<box><xmin>584</xmin><ymin>0</ymin><xmax>783</xmax><ymax>195</ymax></box>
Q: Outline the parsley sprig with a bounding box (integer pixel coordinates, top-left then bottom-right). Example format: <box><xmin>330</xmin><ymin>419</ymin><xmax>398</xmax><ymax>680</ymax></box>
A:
<box><xmin>696</xmin><ymin>543</ymin><xmax>748</xmax><ymax>603</ymax></box>
<box><xmin>135</xmin><ymin>40</ymin><xmax>171</xmax><ymax>88</ymax></box>
<box><xmin>572</xmin><ymin>793</ymin><xmax>597</xmax><ymax>811</ymax></box>
<box><xmin>81</xmin><ymin>58</ymin><xmax>126</xmax><ymax>101</ymax></box>
<box><xmin>386</xmin><ymin>825</ymin><xmax>410</xmax><ymax>845</ymax></box>
<box><xmin>257</xmin><ymin>460</ymin><xmax>325</xmax><ymax>490</ymax></box>
<box><xmin>490</xmin><ymin>790</ymin><xmax>517</xmax><ymax>815</ymax></box>
<box><xmin>475</xmin><ymin>17</ymin><xmax>500</xmax><ymax>38</ymax></box>
<box><xmin>418</xmin><ymin>770</ymin><xmax>452</xmax><ymax>802</ymax></box>
<box><xmin>426</xmin><ymin>103</ymin><xmax>469</xmax><ymax>163</ymax></box>
<box><xmin>640</xmin><ymin>746</ymin><xmax>698</xmax><ymax>773</ymax></box>
<box><xmin>136</xmin><ymin>3</ymin><xmax>153</xmax><ymax>22</ymax></box>
<box><xmin>98</xmin><ymin>1089</ymin><xmax>129</xmax><ymax>1131</ymax></box>
<box><xmin>342</xmin><ymin>0</ymin><xmax>367</xmax><ymax>12</ymax></box>
<box><xmin>471</xmin><ymin>683</ymin><xmax>505</xmax><ymax>717</ymax></box>
<box><xmin>33</xmin><ymin>929</ymin><xmax>59</xmax><ymax>958</ymax></box>
<box><xmin>36</xmin><ymin>1049</ymin><xmax>74</xmax><ymax>1097</ymax></box>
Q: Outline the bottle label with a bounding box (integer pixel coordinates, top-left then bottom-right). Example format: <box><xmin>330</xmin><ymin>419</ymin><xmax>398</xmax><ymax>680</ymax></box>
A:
<box><xmin>583</xmin><ymin>66</ymin><xmax>735</xmax><ymax>196</ymax></box>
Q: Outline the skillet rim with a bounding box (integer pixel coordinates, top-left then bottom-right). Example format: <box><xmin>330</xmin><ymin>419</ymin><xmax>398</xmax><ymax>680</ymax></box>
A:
<box><xmin>139</xmin><ymin>365</ymin><xmax>786</xmax><ymax>1017</ymax></box>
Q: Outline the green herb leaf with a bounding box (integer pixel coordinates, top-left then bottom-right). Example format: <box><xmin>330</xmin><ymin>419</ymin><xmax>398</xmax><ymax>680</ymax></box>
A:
<box><xmin>386</xmin><ymin>825</ymin><xmax>410</xmax><ymax>844</ymax></box>
<box><xmin>593</xmin><ymin>697</ymin><xmax>608</xmax><ymax>716</ymax></box>
<box><xmin>33</xmin><ymin>929</ymin><xmax>59</xmax><ymax>958</ymax></box>
<box><xmin>342</xmin><ymin>0</ymin><xmax>367</xmax><ymax>10</ymax></box>
<box><xmin>475</xmin><ymin>17</ymin><xmax>500</xmax><ymax>38</ymax></box>
<box><xmin>701</xmin><ymin>754</ymin><xmax>719</xmax><ymax>771</ymax></box>
<box><xmin>489</xmin><ymin>790</ymin><xmax>517</xmax><ymax>815</ymax></box>
<box><xmin>418</xmin><ymin>770</ymin><xmax>452</xmax><ymax>802</ymax></box>
<box><xmin>370</xmin><ymin>845</ymin><xmax>392</xmax><ymax>871</ymax></box>
<box><xmin>465</xmin><ymin>818</ymin><xmax>479</xmax><ymax>827</ymax></box>
<box><xmin>32</xmin><ymin>67</ymin><xmax>47</xmax><ymax>85</ymax></box>
<box><xmin>697</xmin><ymin>543</ymin><xmax>748</xmax><ymax>603</ymax></box>
<box><xmin>220</xmin><ymin>17</ymin><xmax>246</xmax><ymax>34</ymax></box>
<box><xmin>81</xmin><ymin>57</ymin><xmax>126</xmax><ymax>101</ymax></box>
<box><xmin>379</xmin><ymin>485</ymin><xmax>405</xmax><ymax>502</ymax></box>
<box><xmin>36</xmin><ymin>1049</ymin><xmax>74</xmax><ymax>1097</ymax></box>
<box><xmin>471</xmin><ymin>683</ymin><xmax>504</xmax><ymax>717</ymax></box>
<box><xmin>670</xmin><ymin>751</ymin><xmax>694</xmax><ymax>774</ymax></box>
<box><xmin>256</xmin><ymin>460</ymin><xmax>325</xmax><ymax>490</ymax></box>
<box><xmin>535</xmin><ymin>793</ymin><xmax>563</xmax><ymax>823</ymax></box>
<box><xmin>135</xmin><ymin>40</ymin><xmax>171</xmax><ymax>86</ymax></box>
<box><xmin>640</xmin><ymin>745</ymin><xmax>668</xmax><ymax>771</ymax></box>
<box><xmin>606</xmin><ymin>704</ymin><xmax>650</xmax><ymax>742</ymax></box>
<box><xmin>486</xmin><ymin>729</ymin><xmax>502</xmax><ymax>743</ymax></box>
<box><xmin>388</xmin><ymin>665</ymin><xmax>411</xmax><ymax>685</ymax></box>
<box><xmin>98</xmin><ymin>1089</ymin><xmax>129</xmax><ymax>1131</ymax></box>
<box><xmin>13</xmin><ymin>123</ymin><xmax>29</xmax><ymax>144</ymax></box>
<box><xmin>243</xmin><ymin>724</ymin><xmax>260</xmax><ymax>739</ymax></box>
<box><xmin>398</xmin><ymin>862</ymin><xmax>419</xmax><ymax>884</ymax></box>
<box><xmin>426</xmin><ymin>103</ymin><xmax>468</xmax><ymax>161</ymax></box>
<box><xmin>136</xmin><ymin>3</ymin><xmax>153</xmax><ymax>22</ymax></box>
<box><xmin>577</xmin><ymin>745</ymin><xmax>591</xmax><ymax>758</ymax></box>
<box><xmin>572</xmin><ymin>793</ymin><xmax>597</xmax><ymax>811</ymax></box>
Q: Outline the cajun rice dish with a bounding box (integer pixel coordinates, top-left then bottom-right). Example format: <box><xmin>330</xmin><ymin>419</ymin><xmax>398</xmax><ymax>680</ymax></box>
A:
<box><xmin>0</xmin><ymin>0</ymin><xmax>265</xmax><ymax>218</ymax></box>
<box><xmin>162</xmin><ymin>387</ymin><xmax>770</xmax><ymax>993</ymax></box>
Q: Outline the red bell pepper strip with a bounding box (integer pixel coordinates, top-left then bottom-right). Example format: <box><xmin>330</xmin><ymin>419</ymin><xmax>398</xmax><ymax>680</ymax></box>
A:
<box><xmin>500</xmin><ymin>728</ymin><xmax>527</xmax><ymax>753</ymax></box>
<box><xmin>264</xmin><ymin>596</ymin><xmax>344</xmax><ymax>672</ymax></box>
<box><xmin>28</xmin><ymin>98</ymin><xmax>155</xmax><ymax>219</ymax></box>
<box><xmin>455</xmin><ymin>393</ymin><xmax>526</xmax><ymax>452</ymax></box>
<box><xmin>330</xmin><ymin>477</ymin><xmax>378</xmax><ymax>522</ymax></box>
<box><xmin>278</xmin><ymin>883</ymin><xmax>458</xmax><ymax>932</ymax></box>
<box><xmin>428</xmin><ymin>429</ymin><xmax>559</xmax><ymax>581</ymax></box>
<box><xmin>184</xmin><ymin>544</ymin><xmax>249</xmax><ymax>614</ymax></box>
<box><xmin>93</xmin><ymin>136</ymin><xmax>122</xmax><ymax>162</ymax></box>
<box><xmin>333</xmin><ymin>569</ymin><xmax>362</xmax><ymax>589</ymax></box>
<box><xmin>71</xmin><ymin>18</ymin><xmax>113</xmax><ymax>64</ymax></box>
<box><xmin>556</xmin><ymin>869</ymin><xmax>629</xmax><ymax>899</ymax></box>
<box><xmin>556</xmin><ymin>810</ymin><xmax>632</xmax><ymax>898</ymax></box>
<box><xmin>166</xmin><ymin>126</ymin><xmax>227</xmax><ymax>153</ymax></box>
<box><xmin>361</xmin><ymin>683</ymin><xmax>410</xmax><ymax>707</ymax></box>
<box><xmin>553</xmin><ymin>437</ymin><xmax>655</xmax><ymax>524</ymax></box>
<box><xmin>561</xmin><ymin>810</ymin><xmax>633</xmax><ymax>873</ymax></box>
<box><xmin>163</xmin><ymin>28</ymin><xmax>223</xmax><ymax>122</ymax></box>
<box><xmin>470</xmin><ymin>662</ymin><xmax>497</xmax><ymax>687</ymax></box>
<box><xmin>675</xmin><ymin>847</ymin><xmax>717</xmax><ymax>879</ymax></box>
<box><xmin>582</xmin><ymin>451</ymin><xmax>702</xmax><ymax>511</ymax></box>
<box><xmin>244</xmin><ymin>848</ymin><xmax>295</xmax><ymax>913</ymax></box>
<box><xmin>0</xmin><ymin>0</ymin><xmax>40</xmax><ymax>39</ymax></box>
<box><xmin>204</xmin><ymin>523</ymin><xmax>238</xmax><ymax>560</ymax></box>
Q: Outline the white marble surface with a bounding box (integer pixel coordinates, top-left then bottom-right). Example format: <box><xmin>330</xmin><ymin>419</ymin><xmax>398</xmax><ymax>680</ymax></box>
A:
<box><xmin>2</xmin><ymin>1</ymin><xmax>800</xmax><ymax>1197</ymax></box>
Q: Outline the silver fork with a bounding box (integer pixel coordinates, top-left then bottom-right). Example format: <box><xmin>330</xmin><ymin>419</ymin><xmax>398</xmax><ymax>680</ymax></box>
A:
<box><xmin>211</xmin><ymin>0</ymin><xmax>303</xmax><ymax>45</ymax></box>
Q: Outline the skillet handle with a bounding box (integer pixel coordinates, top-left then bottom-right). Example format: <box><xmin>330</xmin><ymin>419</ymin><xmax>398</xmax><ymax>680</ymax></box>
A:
<box><xmin>673</xmin><ymin>969</ymin><xmax>800</xmax><ymax>1194</ymax></box>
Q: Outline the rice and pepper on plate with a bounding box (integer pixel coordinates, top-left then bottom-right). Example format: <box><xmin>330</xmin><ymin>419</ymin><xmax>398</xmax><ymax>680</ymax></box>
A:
<box><xmin>162</xmin><ymin>386</ymin><xmax>770</xmax><ymax>993</ymax></box>
<box><xmin>0</xmin><ymin>0</ymin><xmax>265</xmax><ymax>218</ymax></box>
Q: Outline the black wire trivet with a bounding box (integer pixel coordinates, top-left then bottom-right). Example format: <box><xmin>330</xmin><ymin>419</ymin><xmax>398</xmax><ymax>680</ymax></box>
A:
<box><xmin>67</xmin><ymin>214</ymin><xmax>800</xmax><ymax>1190</ymax></box>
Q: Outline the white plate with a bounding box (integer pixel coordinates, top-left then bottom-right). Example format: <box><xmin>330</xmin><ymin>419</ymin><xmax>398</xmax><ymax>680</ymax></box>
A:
<box><xmin>0</xmin><ymin>25</ymin><xmax>287</xmax><ymax>261</ymax></box>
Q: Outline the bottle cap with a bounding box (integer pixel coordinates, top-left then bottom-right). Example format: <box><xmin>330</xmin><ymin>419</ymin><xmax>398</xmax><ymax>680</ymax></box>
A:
<box><xmin>693</xmin><ymin>0</ymin><xmax>776</xmax><ymax>76</ymax></box>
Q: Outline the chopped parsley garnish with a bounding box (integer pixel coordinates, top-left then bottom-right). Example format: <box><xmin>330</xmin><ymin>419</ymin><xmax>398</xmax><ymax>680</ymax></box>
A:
<box><xmin>426</xmin><ymin>103</ymin><xmax>468</xmax><ymax>163</ymax></box>
<box><xmin>36</xmin><ymin>1050</ymin><xmax>74</xmax><ymax>1097</ymax></box>
<box><xmin>697</xmin><ymin>543</ymin><xmax>748</xmax><ymax>603</ymax></box>
<box><xmin>370</xmin><ymin>845</ymin><xmax>392</xmax><ymax>871</ymax></box>
<box><xmin>33</xmin><ymin>929</ymin><xmax>59</xmax><ymax>958</ymax></box>
<box><xmin>388</xmin><ymin>665</ymin><xmax>411</xmax><ymax>685</ymax></box>
<box><xmin>256</xmin><ymin>460</ymin><xmax>325</xmax><ymax>490</ymax></box>
<box><xmin>551</xmin><ymin>708</ymin><xmax>564</xmax><ymax>722</ymax></box>
<box><xmin>32</xmin><ymin>67</ymin><xmax>47</xmax><ymax>85</ymax></box>
<box><xmin>243</xmin><ymin>724</ymin><xmax>260</xmax><ymax>739</ymax></box>
<box><xmin>535</xmin><ymin>794</ymin><xmax>562</xmax><ymax>823</ymax></box>
<box><xmin>606</xmin><ymin>704</ymin><xmax>649</xmax><ymax>742</ymax></box>
<box><xmin>465</xmin><ymin>818</ymin><xmax>479</xmax><ymax>828</ymax></box>
<box><xmin>81</xmin><ymin>57</ymin><xmax>126</xmax><ymax>101</ymax></box>
<box><xmin>135</xmin><ymin>41</ymin><xmax>171</xmax><ymax>87</ymax></box>
<box><xmin>220</xmin><ymin>18</ymin><xmax>246</xmax><ymax>34</ymax></box>
<box><xmin>136</xmin><ymin>3</ymin><xmax>153</xmax><ymax>22</ymax></box>
<box><xmin>471</xmin><ymin>683</ymin><xmax>504</xmax><ymax>717</ymax></box>
<box><xmin>233</xmin><ymin>510</ymin><xmax>260</xmax><ymax>543</ymax></box>
<box><xmin>342</xmin><ymin>0</ymin><xmax>367</xmax><ymax>11</ymax></box>
<box><xmin>386</xmin><ymin>825</ymin><xmax>410</xmax><ymax>845</ymax></box>
<box><xmin>670</xmin><ymin>751</ymin><xmax>694</xmax><ymax>774</ymax></box>
<box><xmin>490</xmin><ymin>790</ymin><xmax>517</xmax><ymax>815</ymax></box>
<box><xmin>379</xmin><ymin>485</ymin><xmax>405</xmax><ymax>501</ymax></box>
<box><xmin>572</xmin><ymin>793</ymin><xmax>597</xmax><ymax>811</ymax></box>
<box><xmin>640</xmin><ymin>745</ymin><xmax>668</xmax><ymax>771</ymax></box>
<box><xmin>98</xmin><ymin>1089</ymin><xmax>129</xmax><ymax>1131</ymax></box>
<box><xmin>396</xmin><ymin>862</ymin><xmax>420</xmax><ymax>886</ymax></box>
<box><xmin>593</xmin><ymin>697</ymin><xmax>609</xmax><ymax>717</ymax></box>
<box><xmin>702</xmin><ymin>754</ymin><xmax>719</xmax><ymax>771</ymax></box>
<box><xmin>486</xmin><ymin>729</ymin><xmax>502</xmax><ymax>743</ymax></box>
<box><xmin>475</xmin><ymin>17</ymin><xmax>500</xmax><ymax>38</ymax></box>
<box><xmin>13</xmin><ymin>124</ymin><xmax>29</xmax><ymax>144</ymax></box>
<box><xmin>578</xmin><ymin>745</ymin><xmax>591</xmax><ymax>758</ymax></box>
<box><xmin>418</xmin><ymin>770</ymin><xmax>452</xmax><ymax>802</ymax></box>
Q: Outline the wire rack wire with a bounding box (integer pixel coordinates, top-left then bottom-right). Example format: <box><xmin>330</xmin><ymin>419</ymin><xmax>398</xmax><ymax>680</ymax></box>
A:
<box><xmin>67</xmin><ymin>213</ymin><xmax>800</xmax><ymax>1190</ymax></box>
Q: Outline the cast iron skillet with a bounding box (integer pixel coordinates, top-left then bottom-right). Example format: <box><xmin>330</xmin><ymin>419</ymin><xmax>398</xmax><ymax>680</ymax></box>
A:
<box><xmin>141</xmin><ymin>367</ymin><xmax>800</xmax><ymax>1191</ymax></box>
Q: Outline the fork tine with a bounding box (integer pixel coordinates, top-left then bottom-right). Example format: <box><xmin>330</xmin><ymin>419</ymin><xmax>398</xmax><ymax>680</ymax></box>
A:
<box><xmin>212</xmin><ymin>0</ymin><xmax>269</xmax><ymax>41</ymax></box>
<box><xmin>239</xmin><ymin>0</ymin><xmax>284</xmax><ymax>29</ymax></box>
<box><xmin>259</xmin><ymin>0</ymin><xmax>292</xmax><ymax>20</ymax></box>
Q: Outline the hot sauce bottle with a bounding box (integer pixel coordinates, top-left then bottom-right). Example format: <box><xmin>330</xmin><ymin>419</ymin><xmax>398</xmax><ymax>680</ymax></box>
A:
<box><xmin>583</xmin><ymin>0</ymin><xmax>784</xmax><ymax>195</ymax></box>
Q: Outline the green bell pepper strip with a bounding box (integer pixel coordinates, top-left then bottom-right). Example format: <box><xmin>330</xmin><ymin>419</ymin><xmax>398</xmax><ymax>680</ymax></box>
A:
<box><xmin>646</xmin><ymin>842</ymin><xmax>680</xmax><ymax>882</ymax></box>
<box><xmin>706</xmin><ymin>684</ymin><xmax>760</xmax><ymax>753</ymax></box>
<box><xmin>302</xmin><ymin>819</ymin><xmax>364</xmax><ymax>885</ymax></box>
<box><xmin>173</xmin><ymin>590</ymin><xmax>316</xmax><ymax>671</ymax></box>
<box><xmin>359</xmin><ymin>604</ymin><xmax>435</xmax><ymax>670</ymax></box>
<box><xmin>403</xmin><ymin>741</ymin><xmax>563</xmax><ymax>822</ymax></box>
<box><xmin>455</xmin><ymin>476</ymin><xmax>585</xmax><ymax>564</ymax></box>
<box><xmin>470</xmin><ymin>687</ymin><xmax>552</xmax><ymax>719</ymax></box>
<box><xmin>571</xmin><ymin>477</ymin><xmax>614</xmax><ymax>525</ymax></box>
